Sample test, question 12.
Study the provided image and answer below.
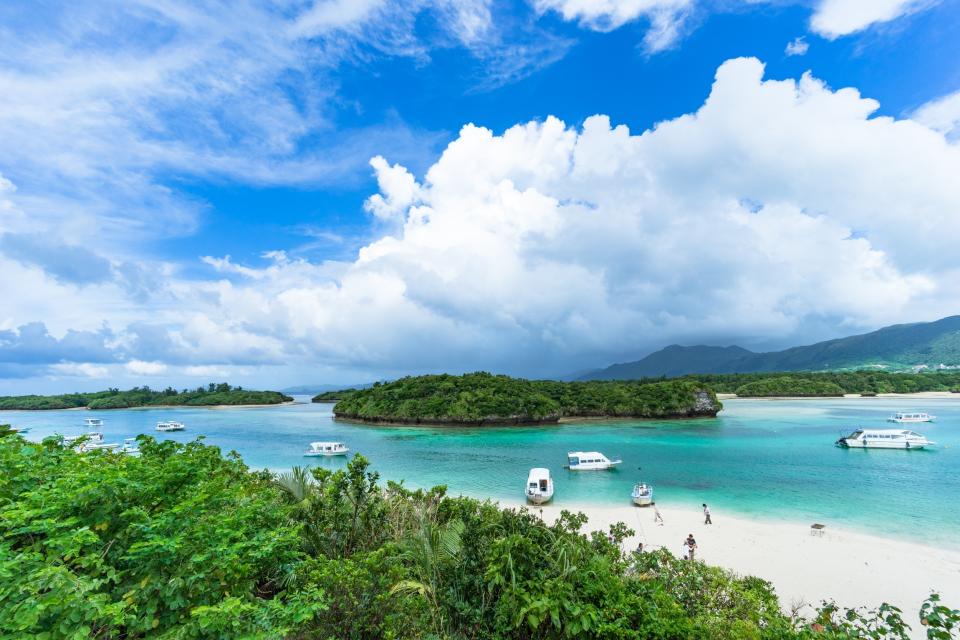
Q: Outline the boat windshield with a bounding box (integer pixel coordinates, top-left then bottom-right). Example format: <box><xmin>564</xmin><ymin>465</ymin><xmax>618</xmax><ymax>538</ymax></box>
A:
<box><xmin>568</xmin><ymin>456</ymin><xmax>579</xmax><ymax>466</ymax></box>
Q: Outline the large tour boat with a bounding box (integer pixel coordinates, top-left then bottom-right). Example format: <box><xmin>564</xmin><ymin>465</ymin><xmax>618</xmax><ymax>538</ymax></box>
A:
<box><xmin>156</xmin><ymin>421</ymin><xmax>186</xmax><ymax>432</ymax></box>
<box><xmin>887</xmin><ymin>412</ymin><xmax>935</xmax><ymax>423</ymax></box>
<box><xmin>566</xmin><ymin>451</ymin><xmax>622</xmax><ymax>470</ymax></box>
<box><xmin>836</xmin><ymin>428</ymin><xmax>933</xmax><ymax>449</ymax></box>
<box><xmin>304</xmin><ymin>441</ymin><xmax>349</xmax><ymax>457</ymax></box>
<box><xmin>525</xmin><ymin>468</ymin><xmax>554</xmax><ymax>504</ymax></box>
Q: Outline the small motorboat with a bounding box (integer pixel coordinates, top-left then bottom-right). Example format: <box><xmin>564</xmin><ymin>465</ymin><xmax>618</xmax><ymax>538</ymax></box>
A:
<box><xmin>156</xmin><ymin>421</ymin><xmax>186</xmax><ymax>432</ymax></box>
<box><xmin>631</xmin><ymin>482</ymin><xmax>654</xmax><ymax>506</ymax></box>
<box><xmin>83</xmin><ymin>418</ymin><xmax>104</xmax><ymax>428</ymax></box>
<box><xmin>836</xmin><ymin>428</ymin><xmax>933</xmax><ymax>449</ymax></box>
<box><xmin>566</xmin><ymin>451</ymin><xmax>622</xmax><ymax>471</ymax></box>
<box><xmin>304</xmin><ymin>441</ymin><xmax>349</xmax><ymax>457</ymax></box>
<box><xmin>888</xmin><ymin>412</ymin><xmax>935</xmax><ymax>423</ymax></box>
<box><xmin>120</xmin><ymin>438</ymin><xmax>140</xmax><ymax>455</ymax></box>
<box><xmin>63</xmin><ymin>432</ymin><xmax>105</xmax><ymax>445</ymax></box>
<box><xmin>525</xmin><ymin>468</ymin><xmax>554</xmax><ymax>505</ymax></box>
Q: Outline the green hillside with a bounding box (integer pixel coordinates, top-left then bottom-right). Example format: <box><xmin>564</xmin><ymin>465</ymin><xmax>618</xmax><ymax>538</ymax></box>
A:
<box><xmin>583</xmin><ymin>315</ymin><xmax>960</xmax><ymax>379</ymax></box>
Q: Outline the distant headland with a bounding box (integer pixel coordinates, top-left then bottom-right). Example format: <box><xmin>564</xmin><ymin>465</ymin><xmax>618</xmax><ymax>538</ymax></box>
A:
<box><xmin>0</xmin><ymin>383</ymin><xmax>292</xmax><ymax>410</ymax></box>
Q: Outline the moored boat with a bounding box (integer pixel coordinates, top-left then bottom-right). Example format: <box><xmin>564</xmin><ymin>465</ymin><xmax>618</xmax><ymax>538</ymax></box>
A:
<box><xmin>83</xmin><ymin>418</ymin><xmax>104</xmax><ymax>428</ymax></box>
<box><xmin>304</xmin><ymin>441</ymin><xmax>349</xmax><ymax>457</ymax></box>
<box><xmin>631</xmin><ymin>482</ymin><xmax>654</xmax><ymax>506</ymax></box>
<box><xmin>120</xmin><ymin>438</ymin><xmax>140</xmax><ymax>455</ymax></box>
<box><xmin>566</xmin><ymin>451</ymin><xmax>622</xmax><ymax>470</ymax></box>
<box><xmin>525</xmin><ymin>468</ymin><xmax>554</xmax><ymax>504</ymax></box>
<box><xmin>156</xmin><ymin>421</ymin><xmax>186</xmax><ymax>432</ymax></box>
<box><xmin>888</xmin><ymin>412</ymin><xmax>935</xmax><ymax>423</ymax></box>
<box><xmin>63</xmin><ymin>432</ymin><xmax>104</xmax><ymax>445</ymax></box>
<box><xmin>836</xmin><ymin>428</ymin><xmax>933</xmax><ymax>449</ymax></box>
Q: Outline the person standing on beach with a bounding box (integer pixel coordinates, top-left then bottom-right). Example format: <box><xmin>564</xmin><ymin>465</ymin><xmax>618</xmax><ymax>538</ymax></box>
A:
<box><xmin>684</xmin><ymin>534</ymin><xmax>697</xmax><ymax>560</ymax></box>
<box><xmin>703</xmin><ymin>503</ymin><xmax>712</xmax><ymax>525</ymax></box>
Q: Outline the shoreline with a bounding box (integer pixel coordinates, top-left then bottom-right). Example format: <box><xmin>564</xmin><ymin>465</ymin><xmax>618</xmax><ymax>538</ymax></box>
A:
<box><xmin>503</xmin><ymin>499</ymin><xmax>960</xmax><ymax>632</ymax></box>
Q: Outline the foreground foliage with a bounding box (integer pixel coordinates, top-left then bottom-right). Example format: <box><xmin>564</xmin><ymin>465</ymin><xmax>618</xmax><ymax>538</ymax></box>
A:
<box><xmin>0</xmin><ymin>435</ymin><xmax>955</xmax><ymax>639</ymax></box>
<box><xmin>0</xmin><ymin>382</ymin><xmax>292</xmax><ymax>410</ymax></box>
<box><xmin>325</xmin><ymin>372</ymin><xmax>721</xmax><ymax>424</ymax></box>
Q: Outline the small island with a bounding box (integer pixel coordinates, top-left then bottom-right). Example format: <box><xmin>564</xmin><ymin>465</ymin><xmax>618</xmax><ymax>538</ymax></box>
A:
<box><xmin>0</xmin><ymin>383</ymin><xmax>293</xmax><ymax>410</ymax></box>
<box><xmin>322</xmin><ymin>372</ymin><xmax>721</xmax><ymax>425</ymax></box>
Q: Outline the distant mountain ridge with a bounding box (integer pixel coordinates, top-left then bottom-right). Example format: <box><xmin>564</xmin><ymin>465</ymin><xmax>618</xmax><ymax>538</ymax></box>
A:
<box><xmin>581</xmin><ymin>315</ymin><xmax>960</xmax><ymax>380</ymax></box>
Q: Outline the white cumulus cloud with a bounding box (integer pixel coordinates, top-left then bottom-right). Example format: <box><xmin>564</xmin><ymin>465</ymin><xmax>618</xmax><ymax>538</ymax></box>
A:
<box><xmin>185</xmin><ymin>57</ymin><xmax>960</xmax><ymax>375</ymax></box>
<box><xmin>534</xmin><ymin>0</ymin><xmax>693</xmax><ymax>51</ymax></box>
<box><xmin>785</xmin><ymin>36</ymin><xmax>809</xmax><ymax>56</ymax></box>
<box><xmin>125</xmin><ymin>360</ymin><xmax>169</xmax><ymax>376</ymax></box>
<box><xmin>809</xmin><ymin>0</ymin><xmax>938</xmax><ymax>39</ymax></box>
<box><xmin>913</xmin><ymin>89</ymin><xmax>960</xmax><ymax>142</ymax></box>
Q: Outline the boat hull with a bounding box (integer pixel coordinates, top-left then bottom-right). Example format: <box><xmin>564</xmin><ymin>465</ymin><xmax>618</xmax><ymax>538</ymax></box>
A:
<box><xmin>568</xmin><ymin>461</ymin><xmax>622</xmax><ymax>471</ymax></box>
<box><xmin>837</xmin><ymin>439</ymin><xmax>928</xmax><ymax>449</ymax></box>
<box><xmin>526</xmin><ymin>491</ymin><xmax>553</xmax><ymax>505</ymax></box>
<box><xmin>632</xmin><ymin>495</ymin><xmax>653</xmax><ymax>506</ymax></box>
<box><xmin>304</xmin><ymin>450</ymin><xmax>349</xmax><ymax>457</ymax></box>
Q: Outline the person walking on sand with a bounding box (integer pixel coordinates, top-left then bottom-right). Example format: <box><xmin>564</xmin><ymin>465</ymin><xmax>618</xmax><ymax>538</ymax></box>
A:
<box><xmin>684</xmin><ymin>534</ymin><xmax>697</xmax><ymax>560</ymax></box>
<box><xmin>703</xmin><ymin>503</ymin><xmax>712</xmax><ymax>525</ymax></box>
<box><xmin>653</xmin><ymin>502</ymin><xmax>664</xmax><ymax>526</ymax></box>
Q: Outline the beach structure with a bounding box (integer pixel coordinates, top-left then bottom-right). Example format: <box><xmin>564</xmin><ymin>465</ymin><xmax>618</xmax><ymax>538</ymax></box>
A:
<box><xmin>631</xmin><ymin>482</ymin><xmax>654</xmax><ymax>506</ymax></box>
<box><xmin>304</xmin><ymin>441</ymin><xmax>349</xmax><ymax>457</ymax></box>
<box><xmin>835</xmin><ymin>428</ymin><xmax>933</xmax><ymax>449</ymax></box>
<box><xmin>156</xmin><ymin>421</ymin><xmax>186</xmax><ymax>432</ymax></box>
<box><xmin>525</xmin><ymin>468</ymin><xmax>554</xmax><ymax>504</ymax></box>
<box><xmin>887</xmin><ymin>411</ymin><xmax>935</xmax><ymax>423</ymax></box>
<box><xmin>566</xmin><ymin>451</ymin><xmax>622</xmax><ymax>470</ymax></box>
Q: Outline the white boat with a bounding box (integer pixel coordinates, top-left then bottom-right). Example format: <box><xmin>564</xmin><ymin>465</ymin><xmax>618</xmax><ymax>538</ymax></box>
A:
<box><xmin>566</xmin><ymin>451</ymin><xmax>622</xmax><ymax>471</ymax></box>
<box><xmin>156</xmin><ymin>421</ymin><xmax>186</xmax><ymax>432</ymax></box>
<box><xmin>836</xmin><ymin>428</ymin><xmax>934</xmax><ymax>449</ymax></box>
<box><xmin>83</xmin><ymin>418</ymin><xmax>104</xmax><ymax>428</ymax></box>
<box><xmin>78</xmin><ymin>441</ymin><xmax>120</xmax><ymax>453</ymax></box>
<box><xmin>63</xmin><ymin>432</ymin><xmax>104</xmax><ymax>445</ymax></box>
<box><xmin>120</xmin><ymin>438</ymin><xmax>140</xmax><ymax>455</ymax></box>
<box><xmin>525</xmin><ymin>468</ymin><xmax>554</xmax><ymax>504</ymax></box>
<box><xmin>304</xmin><ymin>441</ymin><xmax>349</xmax><ymax>457</ymax></box>
<box><xmin>887</xmin><ymin>412</ymin><xmax>935</xmax><ymax>423</ymax></box>
<box><xmin>631</xmin><ymin>482</ymin><xmax>654</xmax><ymax>506</ymax></box>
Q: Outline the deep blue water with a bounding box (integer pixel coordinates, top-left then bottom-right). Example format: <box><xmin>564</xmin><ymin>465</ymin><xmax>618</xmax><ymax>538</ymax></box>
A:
<box><xmin>4</xmin><ymin>396</ymin><xmax>958</xmax><ymax>546</ymax></box>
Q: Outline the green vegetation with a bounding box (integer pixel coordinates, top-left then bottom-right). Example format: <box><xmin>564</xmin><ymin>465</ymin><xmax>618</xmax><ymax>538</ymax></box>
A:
<box><xmin>680</xmin><ymin>371</ymin><xmax>960</xmax><ymax>397</ymax></box>
<box><xmin>328</xmin><ymin>372</ymin><xmax>721</xmax><ymax>424</ymax></box>
<box><xmin>0</xmin><ymin>383</ymin><xmax>292</xmax><ymax>410</ymax></box>
<box><xmin>732</xmin><ymin>376</ymin><xmax>846</xmax><ymax>398</ymax></box>
<box><xmin>2</xmin><ymin>433</ymin><xmax>956</xmax><ymax>639</ymax></box>
<box><xmin>312</xmin><ymin>388</ymin><xmax>361</xmax><ymax>402</ymax></box>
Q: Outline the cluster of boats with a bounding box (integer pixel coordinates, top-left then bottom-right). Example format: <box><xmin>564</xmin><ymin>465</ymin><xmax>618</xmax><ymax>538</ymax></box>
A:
<box><xmin>56</xmin><ymin>417</ymin><xmax>189</xmax><ymax>454</ymax></box>
<box><xmin>525</xmin><ymin>451</ymin><xmax>653</xmax><ymax>507</ymax></box>
<box><xmin>836</xmin><ymin>411</ymin><xmax>936</xmax><ymax>449</ymax></box>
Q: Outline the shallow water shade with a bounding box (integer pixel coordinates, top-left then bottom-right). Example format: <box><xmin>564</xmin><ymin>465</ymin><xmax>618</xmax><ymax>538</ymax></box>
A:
<box><xmin>5</xmin><ymin>396</ymin><xmax>958</xmax><ymax>546</ymax></box>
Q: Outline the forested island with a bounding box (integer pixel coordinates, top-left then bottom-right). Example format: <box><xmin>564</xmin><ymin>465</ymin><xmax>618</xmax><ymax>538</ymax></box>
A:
<box><xmin>320</xmin><ymin>372</ymin><xmax>721</xmax><ymax>424</ymax></box>
<box><xmin>0</xmin><ymin>383</ymin><xmax>292</xmax><ymax>410</ymax></box>
<box><xmin>1</xmin><ymin>432</ymin><xmax>954</xmax><ymax>638</ymax></box>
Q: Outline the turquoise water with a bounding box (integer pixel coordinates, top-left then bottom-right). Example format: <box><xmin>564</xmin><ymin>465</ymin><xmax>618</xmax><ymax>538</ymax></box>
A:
<box><xmin>5</xmin><ymin>396</ymin><xmax>959</xmax><ymax>546</ymax></box>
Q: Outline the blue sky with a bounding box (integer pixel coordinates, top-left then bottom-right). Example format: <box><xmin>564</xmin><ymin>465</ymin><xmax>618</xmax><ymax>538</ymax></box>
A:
<box><xmin>1</xmin><ymin>0</ymin><xmax>959</xmax><ymax>393</ymax></box>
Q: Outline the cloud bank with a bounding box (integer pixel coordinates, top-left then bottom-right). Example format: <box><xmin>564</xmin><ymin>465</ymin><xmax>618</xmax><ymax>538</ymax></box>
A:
<box><xmin>3</xmin><ymin>57</ymin><xmax>960</xmax><ymax>382</ymax></box>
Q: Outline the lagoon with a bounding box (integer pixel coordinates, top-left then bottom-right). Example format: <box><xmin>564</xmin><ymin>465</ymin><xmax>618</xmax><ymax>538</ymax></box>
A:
<box><xmin>6</xmin><ymin>396</ymin><xmax>959</xmax><ymax>547</ymax></box>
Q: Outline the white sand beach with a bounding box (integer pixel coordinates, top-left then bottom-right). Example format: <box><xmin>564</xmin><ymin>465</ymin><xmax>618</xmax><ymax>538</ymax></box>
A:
<box><xmin>510</xmin><ymin>501</ymin><xmax>960</xmax><ymax>632</ymax></box>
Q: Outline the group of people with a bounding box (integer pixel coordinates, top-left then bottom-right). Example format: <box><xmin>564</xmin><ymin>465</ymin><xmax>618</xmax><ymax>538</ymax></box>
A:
<box><xmin>635</xmin><ymin>503</ymin><xmax>713</xmax><ymax>561</ymax></box>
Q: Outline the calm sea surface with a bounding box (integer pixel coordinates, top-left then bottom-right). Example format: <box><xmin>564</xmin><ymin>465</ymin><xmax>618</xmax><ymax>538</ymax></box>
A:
<box><xmin>5</xmin><ymin>396</ymin><xmax>959</xmax><ymax>546</ymax></box>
